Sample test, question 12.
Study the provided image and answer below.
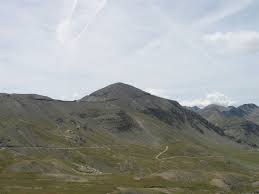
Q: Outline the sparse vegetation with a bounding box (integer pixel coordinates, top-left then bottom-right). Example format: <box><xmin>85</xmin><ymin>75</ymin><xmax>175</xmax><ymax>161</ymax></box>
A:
<box><xmin>0</xmin><ymin>83</ymin><xmax>259</xmax><ymax>193</ymax></box>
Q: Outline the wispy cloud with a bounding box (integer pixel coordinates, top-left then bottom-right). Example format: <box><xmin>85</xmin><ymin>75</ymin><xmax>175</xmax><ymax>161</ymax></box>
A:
<box><xmin>197</xmin><ymin>0</ymin><xmax>253</xmax><ymax>25</ymax></box>
<box><xmin>73</xmin><ymin>0</ymin><xmax>108</xmax><ymax>42</ymax></box>
<box><xmin>203</xmin><ymin>31</ymin><xmax>259</xmax><ymax>55</ymax></box>
<box><xmin>181</xmin><ymin>92</ymin><xmax>237</xmax><ymax>108</ymax></box>
<box><xmin>56</xmin><ymin>0</ymin><xmax>108</xmax><ymax>44</ymax></box>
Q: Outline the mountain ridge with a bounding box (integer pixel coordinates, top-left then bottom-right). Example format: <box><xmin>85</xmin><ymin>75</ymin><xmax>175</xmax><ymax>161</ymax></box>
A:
<box><xmin>192</xmin><ymin>103</ymin><xmax>259</xmax><ymax>147</ymax></box>
<box><xmin>0</xmin><ymin>82</ymin><xmax>230</xmax><ymax>148</ymax></box>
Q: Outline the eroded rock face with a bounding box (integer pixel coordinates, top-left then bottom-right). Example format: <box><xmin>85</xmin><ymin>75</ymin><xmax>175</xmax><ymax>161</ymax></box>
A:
<box><xmin>94</xmin><ymin>110</ymin><xmax>140</xmax><ymax>132</ymax></box>
<box><xmin>252</xmin><ymin>181</ymin><xmax>259</xmax><ymax>188</ymax></box>
<box><xmin>210</xmin><ymin>179</ymin><xmax>230</xmax><ymax>191</ymax></box>
<box><xmin>0</xmin><ymin>137</ymin><xmax>11</xmax><ymax>147</ymax></box>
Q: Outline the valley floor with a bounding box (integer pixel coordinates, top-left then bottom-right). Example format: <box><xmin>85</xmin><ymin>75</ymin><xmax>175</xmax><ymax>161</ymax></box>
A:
<box><xmin>1</xmin><ymin>143</ymin><xmax>259</xmax><ymax>194</ymax></box>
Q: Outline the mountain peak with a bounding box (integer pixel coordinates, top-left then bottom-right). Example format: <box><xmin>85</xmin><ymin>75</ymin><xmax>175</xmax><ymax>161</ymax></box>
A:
<box><xmin>238</xmin><ymin>104</ymin><xmax>258</xmax><ymax>113</ymax></box>
<box><xmin>81</xmin><ymin>82</ymin><xmax>150</xmax><ymax>102</ymax></box>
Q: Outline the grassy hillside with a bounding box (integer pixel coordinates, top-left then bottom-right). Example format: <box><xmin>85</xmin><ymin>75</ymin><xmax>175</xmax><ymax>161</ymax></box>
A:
<box><xmin>1</xmin><ymin>142</ymin><xmax>259</xmax><ymax>193</ymax></box>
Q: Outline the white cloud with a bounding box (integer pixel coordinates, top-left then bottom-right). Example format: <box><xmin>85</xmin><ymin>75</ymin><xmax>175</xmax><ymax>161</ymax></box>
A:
<box><xmin>145</xmin><ymin>88</ymin><xmax>171</xmax><ymax>99</ymax></box>
<box><xmin>60</xmin><ymin>92</ymin><xmax>83</xmax><ymax>101</ymax></box>
<box><xmin>203</xmin><ymin>31</ymin><xmax>259</xmax><ymax>55</ymax></box>
<box><xmin>181</xmin><ymin>92</ymin><xmax>236</xmax><ymax>108</ymax></box>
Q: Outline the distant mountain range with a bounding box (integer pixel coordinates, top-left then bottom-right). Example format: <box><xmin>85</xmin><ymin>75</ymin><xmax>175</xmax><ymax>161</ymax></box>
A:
<box><xmin>188</xmin><ymin>103</ymin><xmax>259</xmax><ymax>147</ymax></box>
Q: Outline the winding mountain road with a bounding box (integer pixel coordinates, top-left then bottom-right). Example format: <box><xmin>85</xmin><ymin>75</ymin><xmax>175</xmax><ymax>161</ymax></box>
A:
<box><xmin>155</xmin><ymin>146</ymin><xmax>169</xmax><ymax>160</ymax></box>
<box><xmin>154</xmin><ymin>145</ymin><xmax>224</xmax><ymax>161</ymax></box>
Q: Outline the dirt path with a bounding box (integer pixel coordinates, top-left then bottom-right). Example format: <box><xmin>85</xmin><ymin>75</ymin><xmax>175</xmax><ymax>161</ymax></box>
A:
<box><xmin>155</xmin><ymin>146</ymin><xmax>168</xmax><ymax>160</ymax></box>
<box><xmin>160</xmin><ymin>155</ymin><xmax>224</xmax><ymax>160</ymax></box>
<box><xmin>0</xmin><ymin>146</ymin><xmax>110</xmax><ymax>150</ymax></box>
<box><xmin>0</xmin><ymin>145</ymin><xmax>133</xmax><ymax>151</ymax></box>
<box><xmin>154</xmin><ymin>146</ymin><xmax>224</xmax><ymax>161</ymax></box>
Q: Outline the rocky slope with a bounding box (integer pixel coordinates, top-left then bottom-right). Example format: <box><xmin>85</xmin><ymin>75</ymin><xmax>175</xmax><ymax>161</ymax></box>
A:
<box><xmin>0</xmin><ymin>83</ymin><xmax>228</xmax><ymax>147</ymax></box>
<box><xmin>194</xmin><ymin>104</ymin><xmax>259</xmax><ymax>147</ymax></box>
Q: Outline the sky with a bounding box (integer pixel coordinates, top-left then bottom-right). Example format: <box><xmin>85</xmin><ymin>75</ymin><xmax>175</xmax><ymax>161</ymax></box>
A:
<box><xmin>0</xmin><ymin>0</ymin><xmax>259</xmax><ymax>107</ymax></box>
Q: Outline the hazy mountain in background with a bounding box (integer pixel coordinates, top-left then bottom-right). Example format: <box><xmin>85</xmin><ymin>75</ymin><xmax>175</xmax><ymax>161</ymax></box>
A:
<box><xmin>193</xmin><ymin>104</ymin><xmax>259</xmax><ymax>147</ymax></box>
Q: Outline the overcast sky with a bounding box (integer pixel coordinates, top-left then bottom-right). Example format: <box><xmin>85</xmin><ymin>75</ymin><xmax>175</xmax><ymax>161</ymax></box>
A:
<box><xmin>1</xmin><ymin>0</ymin><xmax>259</xmax><ymax>107</ymax></box>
